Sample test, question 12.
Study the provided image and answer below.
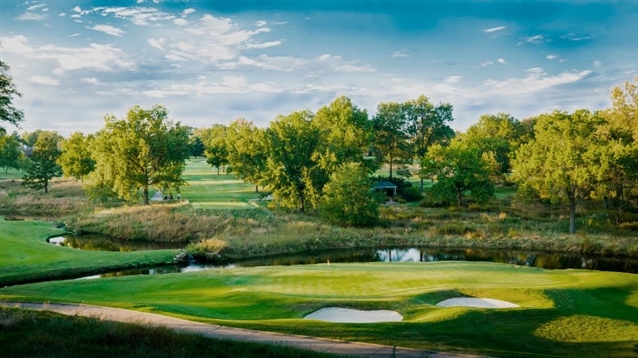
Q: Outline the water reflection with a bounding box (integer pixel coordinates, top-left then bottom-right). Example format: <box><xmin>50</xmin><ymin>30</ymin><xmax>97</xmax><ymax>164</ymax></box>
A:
<box><xmin>48</xmin><ymin>235</ymin><xmax>180</xmax><ymax>251</ymax></box>
<box><xmin>74</xmin><ymin>247</ymin><xmax>638</xmax><ymax>280</ymax></box>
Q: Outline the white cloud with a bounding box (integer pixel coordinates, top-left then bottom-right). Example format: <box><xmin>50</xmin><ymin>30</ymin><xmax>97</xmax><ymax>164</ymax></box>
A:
<box><xmin>95</xmin><ymin>7</ymin><xmax>175</xmax><ymax>26</ymax></box>
<box><xmin>444</xmin><ymin>76</ymin><xmax>461</xmax><ymax>84</ymax></box>
<box><xmin>497</xmin><ymin>58</ymin><xmax>507</xmax><ymax>64</ymax></box>
<box><xmin>148</xmin><ymin>38</ymin><xmax>166</xmax><ymax>51</ymax></box>
<box><xmin>182</xmin><ymin>8</ymin><xmax>196</xmax><ymax>16</ymax></box>
<box><xmin>227</xmin><ymin>53</ymin><xmax>375</xmax><ymax>73</ymax></box>
<box><xmin>562</xmin><ymin>33</ymin><xmax>592</xmax><ymax>42</ymax></box>
<box><xmin>141</xmin><ymin>76</ymin><xmax>282</xmax><ymax>98</ymax></box>
<box><xmin>27</xmin><ymin>4</ymin><xmax>46</xmax><ymax>11</ymax></box>
<box><xmin>1</xmin><ymin>36</ymin><xmax>134</xmax><ymax>73</ymax></box>
<box><xmin>30</xmin><ymin>76</ymin><xmax>59</xmax><ymax>86</ymax></box>
<box><xmin>71</xmin><ymin>14</ymin><xmax>81</xmax><ymax>18</ymax></box>
<box><xmin>593</xmin><ymin>60</ymin><xmax>602</xmax><ymax>68</ymax></box>
<box><xmin>80</xmin><ymin>77</ymin><xmax>99</xmax><ymax>84</ymax></box>
<box><xmin>526</xmin><ymin>35</ymin><xmax>545</xmax><ymax>44</ymax></box>
<box><xmin>245</xmin><ymin>41</ymin><xmax>282</xmax><ymax>49</ymax></box>
<box><xmin>68</xmin><ymin>33</ymin><xmax>80</xmax><ymax>37</ymax></box>
<box><xmin>484</xmin><ymin>26</ymin><xmax>506</xmax><ymax>33</ymax></box>
<box><xmin>392</xmin><ymin>49</ymin><xmax>410</xmax><ymax>58</ymax></box>
<box><xmin>88</xmin><ymin>25</ymin><xmax>126</xmax><ymax>37</ymax></box>
<box><xmin>58</xmin><ymin>12</ymin><xmax>66</xmax><ymax>16</ymax></box>
<box><xmin>17</xmin><ymin>12</ymin><xmax>46</xmax><ymax>21</ymax></box>
<box><xmin>255</xmin><ymin>20</ymin><xmax>267</xmax><ymax>27</ymax></box>
<box><xmin>479</xmin><ymin>61</ymin><xmax>493</xmax><ymax>68</ymax></box>
<box><xmin>481</xmin><ymin>68</ymin><xmax>592</xmax><ymax>96</ymax></box>
<box><xmin>173</xmin><ymin>18</ymin><xmax>189</xmax><ymax>26</ymax></box>
<box><xmin>546</xmin><ymin>54</ymin><xmax>558</xmax><ymax>60</ymax></box>
<box><xmin>73</xmin><ymin>6</ymin><xmax>82</xmax><ymax>13</ymax></box>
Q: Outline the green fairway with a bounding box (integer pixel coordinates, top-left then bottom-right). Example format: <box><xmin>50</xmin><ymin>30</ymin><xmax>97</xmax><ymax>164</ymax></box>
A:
<box><xmin>2</xmin><ymin>262</ymin><xmax>637</xmax><ymax>357</ymax></box>
<box><xmin>0</xmin><ymin>218</ymin><xmax>174</xmax><ymax>286</ymax></box>
<box><xmin>178</xmin><ymin>158</ymin><xmax>260</xmax><ymax>209</ymax></box>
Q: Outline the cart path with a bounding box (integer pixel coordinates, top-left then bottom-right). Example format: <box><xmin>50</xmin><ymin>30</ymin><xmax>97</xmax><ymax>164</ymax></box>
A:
<box><xmin>1</xmin><ymin>301</ymin><xmax>489</xmax><ymax>358</ymax></box>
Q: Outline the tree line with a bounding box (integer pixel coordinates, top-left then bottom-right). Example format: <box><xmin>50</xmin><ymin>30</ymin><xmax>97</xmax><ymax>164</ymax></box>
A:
<box><xmin>1</xmin><ymin>54</ymin><xmax>636</xmax><ymax>232</ymax></box>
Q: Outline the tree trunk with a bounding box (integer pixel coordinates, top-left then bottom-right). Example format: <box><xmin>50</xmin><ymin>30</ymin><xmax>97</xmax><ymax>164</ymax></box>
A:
<box><xmin>456</xmin><ymin>187</ymin><xmax>462</xmax><ymax>207</ymax></box>
<box><xmin>569</xmin><ymin>198</ymin><xmax>576</xmax><ymax>235</ymax></box>
<box><xmin>143</xmin><ymin>186</ymin><xmax>149</xmax><ymax>205</ymax></box>
<box><xmin>44</xmin><ymin>178</ymin><xmax>48</xmax><ymax>193</ymax></box>
<box><xmin>255</xmin><ymin>185</ymin><xmax>259</xmax><ymax>193</ymax></box>
<box><xmin>420</xmin><ymin>178</ymin><xmax>424</xmax><ymax>192</ymax></box>
<box><xmin>217</xmin><ymin>166</ymin><xmax>220</xmax><ymax>175</ymax></box>
<box><xmin>389</xmin><ymin>154</ymin><xmax>393</xmax><ymax>180</ymax></box>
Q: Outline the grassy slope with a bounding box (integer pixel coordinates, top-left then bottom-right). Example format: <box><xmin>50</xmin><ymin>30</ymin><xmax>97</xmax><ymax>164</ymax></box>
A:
<box><xmin>0</xmin><ymin>218</ymin><xmax>174</xmax><ymax>286</ymax></box>
<box><xmin>179</xmin><ymin>158</ymin><xmax>260</xmax><ymax>209</ymax></box>
<box><xmin>0</xmin><ymin>307</ymin><xmax>339</xmax><ymax>358</ymax></box>
<box><xmin>2</xmin><ymin>262</ymin><xmax>637</xmax><ymax>357</ymax></box>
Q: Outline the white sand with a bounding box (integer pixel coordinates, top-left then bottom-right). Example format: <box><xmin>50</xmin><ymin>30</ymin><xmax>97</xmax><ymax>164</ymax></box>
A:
<box><xmin>436</xmin><ymin>297</ymin><xmax>519</xmax><ymax>309</ymax></box>
<box><xmin>304</xmin><ymin>307</ymin><xmax>403</xmax><ymax>323</ymax></box>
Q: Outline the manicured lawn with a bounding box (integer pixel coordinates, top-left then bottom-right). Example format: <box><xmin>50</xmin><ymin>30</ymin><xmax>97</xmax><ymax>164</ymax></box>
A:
<box><xmin>0</xmin><ymin>167</ymin><xmax>24</xmax><ymax>180</ymax></box>
<box><xmin>0</xmin><ymin>218</ymin><xmax>174</xmax><ymax>286</ymax></box>
<box><xmin>179</xmin><ymin>159</ymin><xmax>260</xmax><ymax>209</ymax></box>
<box><xmin>3</xmin><ymin>261</ymin><xmax>637</xmax><ymax>357</ymax></box>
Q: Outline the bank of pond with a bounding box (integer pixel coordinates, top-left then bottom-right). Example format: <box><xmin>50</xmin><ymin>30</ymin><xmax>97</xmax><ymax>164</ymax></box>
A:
<box><xmin>48</xmin><ymin>235</ymin><xmax>638</xmax><ymax>280</ymax></box>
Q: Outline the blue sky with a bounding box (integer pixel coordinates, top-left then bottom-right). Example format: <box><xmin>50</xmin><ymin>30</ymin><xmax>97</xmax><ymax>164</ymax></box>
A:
<box><xmin>1</xmin><ymin>0</ymin><xmax>636</xmax><ymax>136</ymax></box>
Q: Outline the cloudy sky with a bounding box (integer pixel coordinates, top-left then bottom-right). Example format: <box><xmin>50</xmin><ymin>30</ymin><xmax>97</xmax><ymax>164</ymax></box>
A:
<box><xmin>1</xmin><ymin>0</ymin><xmax>636</xmax><ymax>137</ymax></box>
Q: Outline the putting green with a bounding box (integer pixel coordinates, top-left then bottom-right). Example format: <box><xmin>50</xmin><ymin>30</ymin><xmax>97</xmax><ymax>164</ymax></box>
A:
<box><xmin>2</xmin><ymin>262</ymin><xmax>637</xmax><ymax>357</ymax></box>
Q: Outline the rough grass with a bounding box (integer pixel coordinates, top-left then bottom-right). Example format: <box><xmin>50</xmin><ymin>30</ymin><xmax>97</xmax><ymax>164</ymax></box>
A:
<box><xmin>0</xmin><ymin>307</ymin><xmax>339</xmax><ymax>358</ymax></box>
<box><xmin>3</xmin><ymin>262</ymin><xmax>638</xmax><ymax>357</ymax></box>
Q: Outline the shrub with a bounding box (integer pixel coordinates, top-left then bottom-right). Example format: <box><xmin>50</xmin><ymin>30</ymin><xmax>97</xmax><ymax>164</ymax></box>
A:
<box><xmin>401</xmin><ymin>186</ymin><xmax>423</xmax><ymax>202</ymax></box>
<box><xmin>320</xmin><ymin>163</ymin><xmax>379</xmax><ymax>227</ymax></box>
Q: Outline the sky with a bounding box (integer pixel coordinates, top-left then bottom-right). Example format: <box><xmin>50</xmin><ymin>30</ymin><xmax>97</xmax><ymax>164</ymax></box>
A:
<box><xmin>1</xmin><ymin>0</ymin><xmax>637</xmax><ymax>137</ymax></box>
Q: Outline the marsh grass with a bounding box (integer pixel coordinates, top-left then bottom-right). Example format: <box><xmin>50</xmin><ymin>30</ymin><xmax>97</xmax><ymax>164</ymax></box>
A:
<box><xmin>0</xmin><ymin>307</ymin><xmax>339</xmax><ymax>358</ymax></box>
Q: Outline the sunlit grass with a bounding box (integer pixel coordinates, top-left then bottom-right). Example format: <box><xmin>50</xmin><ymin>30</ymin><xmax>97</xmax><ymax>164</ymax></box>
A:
<box><xmin>3</xmin><ymin>262</ymin><xmax>638</xmax><ymax>357</ymax></box>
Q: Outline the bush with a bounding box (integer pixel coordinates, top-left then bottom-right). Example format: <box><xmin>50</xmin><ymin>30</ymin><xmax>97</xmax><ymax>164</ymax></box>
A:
<box><xmin>320</xmin><ymin>163</ymin><xmax>379</xmax><ymax>227</ymax></box>
<box><xmin>401</xmin><ymin>186</ymin><xmax>423</xmax><ymax>202</ymax></box>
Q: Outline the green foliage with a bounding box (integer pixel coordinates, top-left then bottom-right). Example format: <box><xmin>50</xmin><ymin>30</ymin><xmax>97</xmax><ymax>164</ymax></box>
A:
<box><xmin>204</xmin><ymin>124</ymin><xmax>229</xmax><ymax>175</ymax></box>
<box><xmin>400</xmin><ymin>185</ymin><xmax>422</xmax><ymax>202</ymax></box>
<box><xmin>512</xmin><ymin>109</ymin><xmax>605</xmax><ymax>234</ymax></box>
<box><xmin>372</xmin><ymin>101</ymin><xmax>410</xmax><ymax>180</ymax></box>
<box><xmin>0</xmin><ymin>132</ymin><xmax>22</xmax><ymax>172</ymax></box>
<box><xmin>0</xmin><ymin>59</ymin><xmax>23</xmax><ymax>131</ymax></box>
<box><xmin>22</xmin><ymin>131</ymin><xmax>62</xmax><ymax>193</ymax></box>
<box><xmin>422</xmin><ymin>139</ymin><xmax>494</xmax><ymax>207</ymax></box>
<box><xmin>57</xmin><ymin>132</ymin><xmax>95</xmax><ymax>181</ymax></box>
<box><xmin>225</xmin><ymin>119</ymin><xmax>267</xmax><ymax>190</ymax></box>
<box><xmin>90</xmin><ymin>105</ymin><xmax>190</xmax><ymax>205</ymax></box>
<box><xmin>188</xmin><ymin>135</ymin><xmax>205</xmax><ymax>158</ymax></box>
<box><xmin>320</xmin><ymin>162</ymin><xmax>379</xmax><ymax>226</ymax></box>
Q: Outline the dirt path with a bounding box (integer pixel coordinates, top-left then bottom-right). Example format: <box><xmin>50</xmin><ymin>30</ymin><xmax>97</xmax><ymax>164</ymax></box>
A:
<box><xmin>1</xmin><ymin>301</ymin><xmax>488</xmax><ymax>358</ymax></box>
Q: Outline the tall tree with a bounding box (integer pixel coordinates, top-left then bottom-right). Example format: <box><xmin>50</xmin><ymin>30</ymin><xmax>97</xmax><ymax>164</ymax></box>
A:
<box><xmin>460</xmin><ymin>113</ymin><xmax>526</xmax><ymax>183</ymax></box>
<box><xmin>372</xmin><ymin>102</ymin><xmax>410</xmax><ymax>180</ymax></box>
<box><xmin>512</xmin><ymin>110</ymin><xmax>603</xmax><ymax>234</ymax></box>
<box><xmin>0</xmin><ymin>132</ymin><xmax>22</xmax><ymax>172</ymax></box>
<box><xmin>404</xmin><ymin>95</ymin><xmax>454</xmax><ymax>191</ymax></box>
<box><xmin>225</xmin><ymin>118</ymin><xmax>267</xmax><ymax>192</ymax></box>
<box><xmin>57</xmin><ymin>132</ymin><xmax>95</xmax><ymax>181</ymax></box>
<box><xmin>204</xmin><ymin>124</ymin><xmax>229</xmax><ymax>175</ymax></box>
<box><xmin>22</xmin><ymin>131</ymin><xmax>62</xmax><ymax>193</ymax></box>
<box><xmin>0</xmin><ymin>59</ymin><xmax>23</xmax><ymax>131</ymax></box>
<box><xmin>422</xmin><ymin>139</ymin><xmax>494</xmax><ymax>207</ymax></box>
<box><xmin>91</xmin><ymin>105</ymin><xmax>190</xmax><ymax>205</ymax></box>
<box><xmin>264</xmin><ymin>110</ymin><xmax>321</xmax><ymax>212</ymax></box>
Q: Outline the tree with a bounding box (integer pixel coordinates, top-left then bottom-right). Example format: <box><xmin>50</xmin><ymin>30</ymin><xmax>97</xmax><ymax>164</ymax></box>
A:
<box><xmin>189</xmin><ymin>135</ymin><xmax>205</xmax><ymax>158</ymax></box>
<box><xmin>404</xmin><ymin>95</ymin><xmax>455</xmax><ymax>191</ymax></box>
<box><xmin>422</xmin><ymin>139</ymin><xmax>494</xmax><ymax>207</ymax></box>
<box><xmin>225</xmin><ymin>119</ymin><xmax>267</xmax><ymax>192</ymax></box>
<box><xmin>372</xmin><ymin>102</ymin><xmax>410</xmax><ymax>180</ymax></box>
<box><xmin>0</xmin><ymin>59</ymin><xmax>23</xmax><ymax>131</ymax></box>
<box><xmin>0</xmin><ymin>132</ymin><xmax>22</xmax><ymax>172</ymax></box>
<box><xmin>460</xmin><ymin>113</ymin><xmax>526</xmax><ymax>183</ymax></box>
<box><xmin>512</xmin><ymin>110</ymin><xmax>603</xmax><ymax>234</ymax></box>
<box><xmin>91</xmin><ymin>105</ymin><xmax>190</xmax><ymax>205</ymax></box>
<box><xmin>57</xmin><ymin>132</ymin><xmax>95</xmax><ymax>181</ymax></box>
<box><xmin>320</xmin><ymin>162</ymin><xmax>379</xmax><ymax>226</ymax></box>
<box><xmin>22</xmin><ymin>131</ymin><xmax>62</xmax><ymax>193</ymax></box>
<box><xmin>204</xmin><ymin>124</ymin><xmax>229</xmax><ymax>175</ymax></box>
<box><xmin>264</xmin><ymin>110</ymin><xmax>321</xmax><ymax>212</ymax></box>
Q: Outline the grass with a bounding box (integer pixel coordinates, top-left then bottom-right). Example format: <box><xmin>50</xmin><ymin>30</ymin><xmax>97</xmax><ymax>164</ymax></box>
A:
<box><xmin>0</xmin><ymin>218</ymin><xmax>175</xmax><ymax>286</ymax></box>
<box><xmin>2</xmin><ymin>261</ymin><xmax>637</xmax><ymax>357</ymax></box>
<box><xmin>0</xmin><ymin>307</ymin><xmax>340</xmax><ymax>358</ymax></box>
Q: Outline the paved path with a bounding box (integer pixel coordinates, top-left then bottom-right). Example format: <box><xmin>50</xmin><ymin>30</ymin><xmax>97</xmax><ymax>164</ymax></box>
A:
<box><xmin>1</xmin><ymin>302</ymin><xmax>488</xmax><ymax>358</ymax></box>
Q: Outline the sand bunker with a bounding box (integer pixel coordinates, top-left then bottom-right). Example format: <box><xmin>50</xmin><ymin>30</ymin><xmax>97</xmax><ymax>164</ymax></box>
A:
<box><xmin>436</xmin><ymin>298</ymin><xmax>519</xmax><ymax>309</ymax></box>
<box><xmin>304</xmin><ymin>307</ymin><xmax>403</xmax><ymax>323</ymax></box>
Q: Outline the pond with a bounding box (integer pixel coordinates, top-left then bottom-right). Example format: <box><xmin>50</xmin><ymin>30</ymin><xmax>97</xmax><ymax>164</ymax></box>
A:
<box><xmin>48</xmin><ymin>235</ymin><xmax>182</xmax><ymax>251</ymax></box>
<box><xmin>67</xmin><ymin>246</ymin><xmax>638</xmax><ymax>280</ymax></box>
